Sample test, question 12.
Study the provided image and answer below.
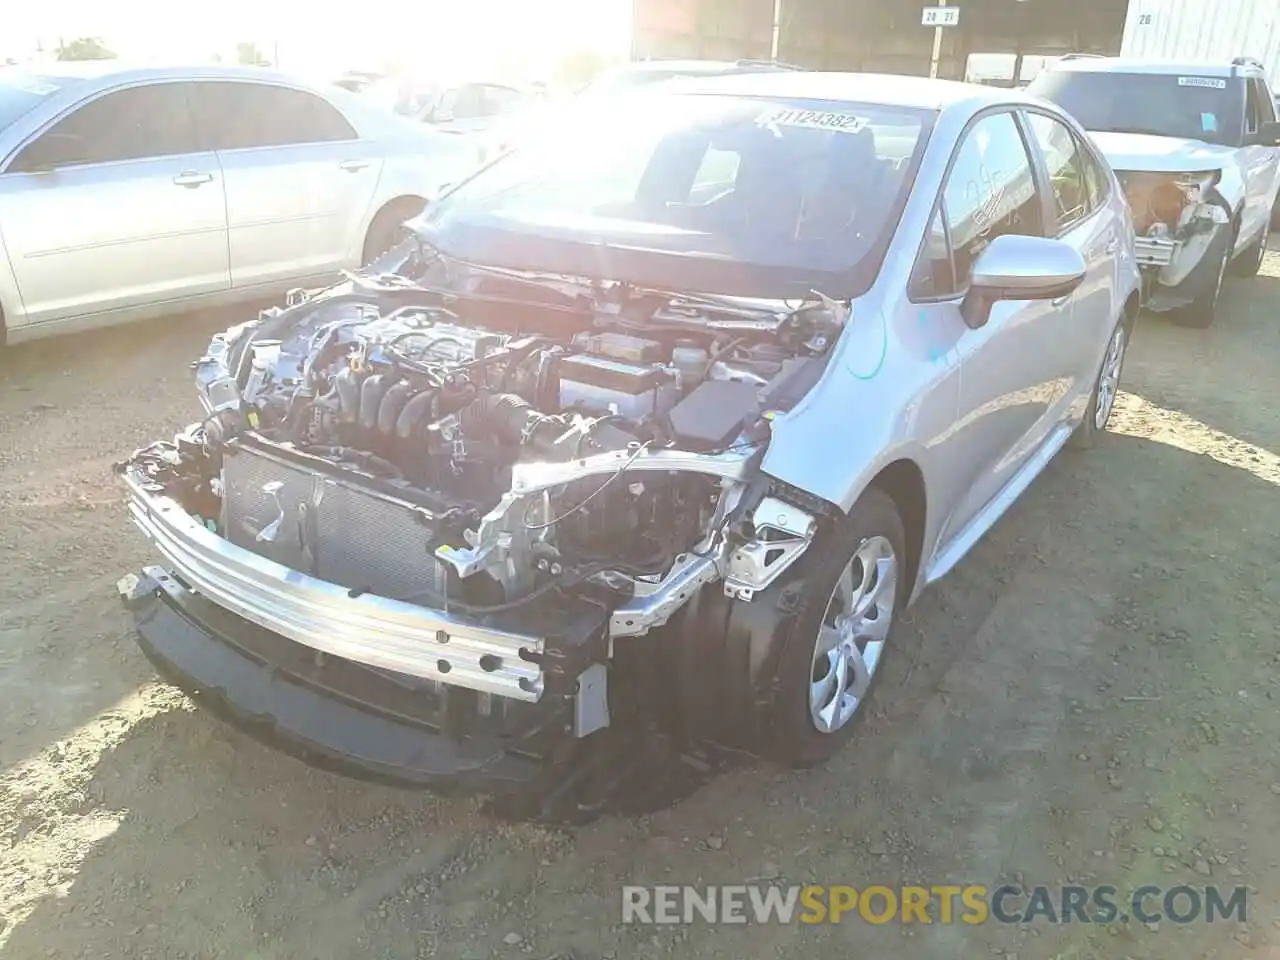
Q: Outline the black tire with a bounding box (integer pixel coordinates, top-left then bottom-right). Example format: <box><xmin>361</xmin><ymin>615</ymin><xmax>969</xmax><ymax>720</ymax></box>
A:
<box><xmin>762</xmin><ymin>488</ymin><xmax>906</xmax><ymax>766</ymax></box>
<box><xmin>1171</xmin><ymin>231</ymin><xmax>1231</xmax><ymax>329</ymax></box>
<box><xmin>1230</xmin><ymin>217</ymin><xmax>1270</xmax><ymax>278</ymax></box>
<box><xmin>361</xmin><ymin>198</ymin><xmax>425</xmax><ymax>268</ymax></box>
<box><xmin>1070</xmin><ymin>311</ymin><xmax>1131</xmax><ymax>450</ymax></box>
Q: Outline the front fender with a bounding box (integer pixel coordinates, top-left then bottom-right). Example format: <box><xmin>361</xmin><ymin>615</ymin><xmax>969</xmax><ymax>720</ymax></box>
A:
<box><xmin>1216</xmin><ymin>163</ymin><xmax>1246</xmax><ymax>214</ymax></box>
<box><xmin>758</xmin><ymin>301</ymin><xmax>958</xmax><ymax>516</ymax></box>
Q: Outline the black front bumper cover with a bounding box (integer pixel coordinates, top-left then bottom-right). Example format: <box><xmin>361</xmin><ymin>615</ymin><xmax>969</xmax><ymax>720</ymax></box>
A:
<box><xmin>121</xmin><ymin>570</ymin><xmax>744</xmax><ymax>822</ymax></box>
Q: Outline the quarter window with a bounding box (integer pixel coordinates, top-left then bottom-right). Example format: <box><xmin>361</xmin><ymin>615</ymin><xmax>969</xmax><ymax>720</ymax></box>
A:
<box><xmin>1245</xmin><ymin>78</ymin><xmax>1264</xmax><ymax>135</ymax></box>
<box><xmin>1027</xmin><ymin>112</ymin><xmax>1093</xmax><ymax>231</ymax></box>
<box><xmin>193</xmin><ymin>82</ymin><xmax>356</xmax><ymax>151</ymax></box>
<box><xmin>942</xmin><ymin>111</ymin><xmax>1044</xmax><ymax>282</ymax></box>
<box><xmin>1249</xmin><ymin>78</ymin><xmax>1276</xmax><ymax>127</ymax></box>
<box><xmin>910</xmin><ymin>207</ymin><xmax>955</xmax><ymax>298</ymax></box>
<box><xmin>11</xmin><ymin>82</ymin><xmax>198</xmax><ymax>171</ymax></box>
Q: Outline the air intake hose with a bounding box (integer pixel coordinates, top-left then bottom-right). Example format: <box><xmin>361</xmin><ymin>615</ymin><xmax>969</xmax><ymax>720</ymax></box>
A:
<box><xmin>458</xmin><ymin>393</ymin><xmax>562</xmax><ymax>448</ymax></box>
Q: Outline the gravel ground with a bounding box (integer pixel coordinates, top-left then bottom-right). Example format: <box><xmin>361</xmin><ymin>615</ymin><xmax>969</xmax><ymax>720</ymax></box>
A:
<box><xmin>1</xmin><ymin>252</ymin><xmax>1279</xmax><ymax>960</ymax></box>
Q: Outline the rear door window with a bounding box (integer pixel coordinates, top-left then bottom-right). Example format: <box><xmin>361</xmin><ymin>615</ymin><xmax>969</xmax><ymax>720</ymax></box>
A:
<box><xmin>1077</xmin><ymin>137</ymin><xmax>1111</xmax><ymax>210</ymax></box>
<box><xmin>1026</xmin><ymin>112</ymin><xmax>1094</xmax><ymax>232</ymax></box>
<box><xmin>193</xmin><ymin>82</ymin><xmax>356</xmax><ymax>151</ymax></box>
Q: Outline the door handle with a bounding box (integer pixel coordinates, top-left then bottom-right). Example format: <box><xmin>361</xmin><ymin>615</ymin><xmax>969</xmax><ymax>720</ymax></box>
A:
<box><xmin>172</xmin><ymin>171</ymin><xmax>214</xmax><ymax>187</ymax></box>
<box><xmin>339</xmin><ymin>159</ymin><xmax>371</xmax><ymax>172</ymax></box>
<box><xmin>1051</xmin><ymin>295</ymin><xmax>1071</xmax><ymax>307</ymax></box>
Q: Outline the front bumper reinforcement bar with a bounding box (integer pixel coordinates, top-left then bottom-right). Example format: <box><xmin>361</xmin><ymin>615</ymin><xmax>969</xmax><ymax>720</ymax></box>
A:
<box><xmin>123</xmin><ymin>470</ymin><xmax>548</xmax><ymax>701</ymax></box>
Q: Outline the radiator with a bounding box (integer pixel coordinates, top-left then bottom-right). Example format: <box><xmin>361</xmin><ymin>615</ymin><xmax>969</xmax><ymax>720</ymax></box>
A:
<box><xmin>220</xmin><ymin>440</ymin><xmax>446</xmax><ymax>604</ymax></box>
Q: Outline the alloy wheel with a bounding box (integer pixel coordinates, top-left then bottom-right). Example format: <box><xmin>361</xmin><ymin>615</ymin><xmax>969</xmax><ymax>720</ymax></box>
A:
<box><xmin>809</xmin><ymin>536</ymin><xmax>897</xmax><ymax>734</ymax></box>
<box><xmin>1094</xmin><ymin>324</ymin><xmax>1127</xmax><ymax>431</ymax></box>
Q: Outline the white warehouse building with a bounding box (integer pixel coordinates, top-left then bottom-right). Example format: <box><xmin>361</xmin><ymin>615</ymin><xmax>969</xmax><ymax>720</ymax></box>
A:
<box><xmin>1122</xmin><ymin>0</ymin><xmax>1280</xmax><ymax>77</ymax></box>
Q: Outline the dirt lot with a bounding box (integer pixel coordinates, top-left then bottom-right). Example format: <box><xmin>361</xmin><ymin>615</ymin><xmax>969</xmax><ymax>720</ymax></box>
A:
<box><xmin>1</xmin><ymin>256</ymin><xmax>1278</xmax><ymax>960</ymax></box>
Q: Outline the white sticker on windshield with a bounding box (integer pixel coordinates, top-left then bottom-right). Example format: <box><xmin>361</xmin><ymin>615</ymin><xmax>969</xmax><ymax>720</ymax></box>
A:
<box><xmin>1178</xmin><ymin>76</ymin><xmax>1227</xmax><ymax>89</ymax></box>
<box><xmin>754</xmin><ymin>107</ymin><xmax>869</xmax><ymax>137</ymax></box>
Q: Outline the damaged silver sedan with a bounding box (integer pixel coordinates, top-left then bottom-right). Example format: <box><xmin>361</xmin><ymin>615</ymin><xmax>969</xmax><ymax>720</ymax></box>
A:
<box><xmin>117</xmin><ymin>74</ymin><xmax>1140</xmax><ymax>816</ymax></box>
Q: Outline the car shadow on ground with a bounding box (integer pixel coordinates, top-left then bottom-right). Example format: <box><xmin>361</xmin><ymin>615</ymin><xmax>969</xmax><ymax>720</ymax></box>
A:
<box><xmin>1</xmin><ymin>309</ymin><xmax>234</xmax><ymax>381</ymax></box>
<box><xmin>4</xmin><ymin>426</ymin><xmax>1272</xmax><ymax>960</ymax></box>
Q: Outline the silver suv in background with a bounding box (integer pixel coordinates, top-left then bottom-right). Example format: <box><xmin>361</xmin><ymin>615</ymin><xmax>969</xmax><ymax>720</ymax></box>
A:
<box><xmin>0</xmin><ymin>63</ymin><xmax>481</xmax><ymax>346</ymax></box>
<box><xmin>1028</xmin><ymin>55</ymin><xmax>1280</xmax><ymax>326</ymax></box>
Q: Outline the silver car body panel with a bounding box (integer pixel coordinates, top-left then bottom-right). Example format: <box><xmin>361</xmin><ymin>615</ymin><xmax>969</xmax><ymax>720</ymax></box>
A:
<box><xmin>749</xmin><ymin>80</ymin><xmax>1141</xmax><ymax>605</ymax></box>
<box><xmin>0</xmin><ymin>64</ymin><xmax>481</xmax><ymax>343</ymax></box>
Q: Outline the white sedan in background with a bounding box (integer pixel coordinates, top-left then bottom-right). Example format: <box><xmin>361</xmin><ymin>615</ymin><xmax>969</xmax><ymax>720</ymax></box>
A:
<box><xmin>0</xmin><ymin>63</ymin><xmax>481</xmax><ymax>345</ymax></box>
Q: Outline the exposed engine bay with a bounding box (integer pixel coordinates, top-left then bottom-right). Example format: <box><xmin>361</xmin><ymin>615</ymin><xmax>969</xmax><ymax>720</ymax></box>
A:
<box><xmin>120</xmin><ymin>261</ymin><xmax>843</xmax><ymax>736</ymax></box>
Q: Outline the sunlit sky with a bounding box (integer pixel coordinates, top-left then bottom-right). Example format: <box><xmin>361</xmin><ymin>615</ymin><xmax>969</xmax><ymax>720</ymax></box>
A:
<box><xmin>5</xmin><ymin>0</ymin><xmax>633</xmax><ymax>82</ymax></box>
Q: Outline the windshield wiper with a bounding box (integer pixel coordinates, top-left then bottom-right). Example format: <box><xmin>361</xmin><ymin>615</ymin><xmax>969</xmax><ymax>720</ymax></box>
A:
<box><xmin>635</xmin><ymin>287</ymin><xmax>809</xmax><ymax>327</ymax></box>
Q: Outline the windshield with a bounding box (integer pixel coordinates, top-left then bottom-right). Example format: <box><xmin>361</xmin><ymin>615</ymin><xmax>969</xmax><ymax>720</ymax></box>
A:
<box><xmin>1027</xmin><ymin>70</ymin><xmax>1243</xmax><ymax>145</ymax></box>
<box><xmin>416</xmin><ymin>92</ymin><xmax>929</xmax><ymax>297</ymax></box>
<box><xmin>0</xmin><ymin>72</ymin><xmax>66</xmax><ymax>130</ymax></box>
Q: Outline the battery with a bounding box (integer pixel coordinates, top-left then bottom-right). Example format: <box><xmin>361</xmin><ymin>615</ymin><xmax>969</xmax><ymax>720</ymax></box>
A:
<box><xmin>570</xmin><ymin>332</ymin><xmax>665</xmax><ymax>364</ymax></box>
<box><xmin>557</xmin><ymin>354</ymin><xmax>678</xmax><ymax>420</ymax></box>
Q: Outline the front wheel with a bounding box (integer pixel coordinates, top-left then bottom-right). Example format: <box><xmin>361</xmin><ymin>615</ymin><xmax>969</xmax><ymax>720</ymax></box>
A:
<box><xmin>1070</xmin><ymin>315</ymin><xmax>1130</xmax><ymax>450</ymax></box>
<box><xmin>763</xmin><ymin>488</ymin><xmax>907</xmax><ymax>766</ymax></box>
<box><xmin>1172</xmin><ymin>232</ymin><xmax>1230</xmax><ymax>329</ymax></box>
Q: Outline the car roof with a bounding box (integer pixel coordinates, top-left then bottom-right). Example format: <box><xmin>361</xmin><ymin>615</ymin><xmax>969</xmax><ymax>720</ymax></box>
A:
<box><xmin>662</xmin><ymin>70</ymin><xmax>1038</xmax><ymax>112</ymax></box>
<box><xmin>621</xmin><ymin>60</ymin><xmax>750</xmax><ymax>73</ymax></box>
<box><xmin>612</xmin><ymin>59</ymin><xmax>801</xmax><ymax>76</ymax></box>
<box><xmin>17</xmin><ymin>61</ymin><xmax>325</xmax><ymax>89</ymax></box>
<box><xmin>1044</xmin><ymin>56</ymin><xmax>1259</xmax><ymax>78</ymax></box>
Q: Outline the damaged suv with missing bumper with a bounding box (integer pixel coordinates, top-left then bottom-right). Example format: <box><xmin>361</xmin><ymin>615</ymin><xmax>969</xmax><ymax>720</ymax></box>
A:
<box><xmin>1029</xmin><ymin>55</ymin><xmax>1280</xmax><ymax>327</ymax></box>
<box><xmin>117</xmin><ymin>74</ymin><xmax>1139</xmax><ymax>816</ymax></box>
